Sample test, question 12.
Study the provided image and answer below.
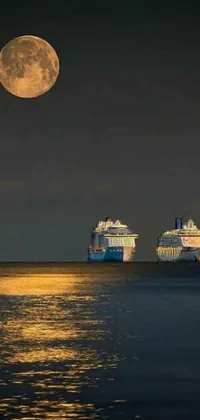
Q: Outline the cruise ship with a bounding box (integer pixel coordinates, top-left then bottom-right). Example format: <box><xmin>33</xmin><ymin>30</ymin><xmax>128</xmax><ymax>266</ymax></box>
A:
<box><xmin>88</xmin><ymin>217</ymin><xmax>139</xmax><ymax>262</ymax></box>
<box><xmin>157</xmin><ymin>217</ymin><xmax>200</xmax><ymax>262</ymax></box>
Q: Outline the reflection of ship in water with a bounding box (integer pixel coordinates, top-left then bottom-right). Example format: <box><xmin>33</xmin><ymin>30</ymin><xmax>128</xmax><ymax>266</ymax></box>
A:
<box><xmin>157</xmin><ymin>217</ymin><xmax>200</xmax><ymax>262</ymax></box>
<box><xmin>88</xmin><ymin>217</ymin><xmax>139</xmax><ymax>262</ymax></box>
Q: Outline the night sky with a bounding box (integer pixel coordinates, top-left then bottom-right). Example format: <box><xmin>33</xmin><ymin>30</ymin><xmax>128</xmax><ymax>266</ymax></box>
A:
<box><xmin>0</xmin><ymin>1</ymin><xmax>200</xmax><ymax>261</ymax></box>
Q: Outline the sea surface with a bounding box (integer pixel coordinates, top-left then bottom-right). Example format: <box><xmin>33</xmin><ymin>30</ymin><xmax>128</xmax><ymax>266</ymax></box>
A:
<box><xmin>0</xmin><ymin>262</ymin><xmax>200</xmax><ymax>419</ymax></box>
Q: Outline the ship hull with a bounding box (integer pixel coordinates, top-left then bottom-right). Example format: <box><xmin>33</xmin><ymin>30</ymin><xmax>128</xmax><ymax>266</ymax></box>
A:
<box><xmin>157</xmin><ymin>247</ymin><xmax>200</xmax><ymax>262</ymax></box>
<box><xmin>88</xmin><ymin>246</ymin><xmax>135</xmax><ymax>262</ymax></box>
<box><xmin>87</xmin><ymin>250</ymin><xmax>105</xmax><ymax>262</ymax></box>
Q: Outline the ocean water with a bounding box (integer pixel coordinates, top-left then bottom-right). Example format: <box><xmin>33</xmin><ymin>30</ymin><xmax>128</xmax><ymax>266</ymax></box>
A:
<box><xmin>0</xmin><ymin>263</ymin><xmax>200</xmax><ymax>420</ymax></box>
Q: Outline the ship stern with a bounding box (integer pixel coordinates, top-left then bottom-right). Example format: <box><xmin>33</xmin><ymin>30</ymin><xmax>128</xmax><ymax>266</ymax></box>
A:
<box><xmin>104</xmin><ymin>246</ymin><xmax>135</xmax><ymax>262</ymax></box>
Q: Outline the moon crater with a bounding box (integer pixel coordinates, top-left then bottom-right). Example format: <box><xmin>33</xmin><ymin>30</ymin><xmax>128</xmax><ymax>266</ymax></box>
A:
<box><xmin>0</xmin><ymin>35</ymin><xmax>60</xmax><ymax>98</ymax></box>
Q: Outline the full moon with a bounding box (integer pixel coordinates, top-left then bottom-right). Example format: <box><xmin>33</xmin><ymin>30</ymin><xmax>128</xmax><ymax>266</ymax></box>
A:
<box><xmin>0</xmin><ymin>35</ymin><xmax>59</xmax><ymax>98</ymax></box>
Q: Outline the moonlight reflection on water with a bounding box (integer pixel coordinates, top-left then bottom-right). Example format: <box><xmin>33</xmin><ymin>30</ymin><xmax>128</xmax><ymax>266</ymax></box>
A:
<box><xmin>0</xmin><ymin>267</ymin><xmax>120</xmax><ymax>419</ymax></box>
<box><xmin>1</xmin><ymin>263</ymin><xmax>200</xmax><ymax>419</ymax></box>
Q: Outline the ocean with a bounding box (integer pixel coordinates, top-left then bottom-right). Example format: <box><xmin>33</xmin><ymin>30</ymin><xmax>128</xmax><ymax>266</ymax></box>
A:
<box><xmin>0</xmin><ymin>262</ymin><xmax>200</xmax><ymax>419</ymax></box>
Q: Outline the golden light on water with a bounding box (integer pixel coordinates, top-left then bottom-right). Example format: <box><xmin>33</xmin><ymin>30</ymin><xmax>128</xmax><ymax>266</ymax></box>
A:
<box><xmin>0</xmin><ymin>268</ymin><xmax>120</xmax><ymax>419</ymax></box>
<box><xmin>0</xmin><ymin>274</ymin><xmax>77</xmax><ymax>295</ymax></box>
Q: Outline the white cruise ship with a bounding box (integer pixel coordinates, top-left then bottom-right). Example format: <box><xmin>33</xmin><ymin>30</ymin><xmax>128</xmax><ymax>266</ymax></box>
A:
<box><xmin>157</xmin><ymin>217</ymin><xmax>200</xmax><ymax>262</ymax></box>
<box><xmin>88</xmin><ymin>217</ymin><xmax>139</xmax><ymax>262</ymax></box>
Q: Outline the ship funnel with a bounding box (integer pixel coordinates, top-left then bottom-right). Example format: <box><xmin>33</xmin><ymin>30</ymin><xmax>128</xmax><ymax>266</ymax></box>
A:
<box><xmin>175</xmin><ymin>216</ymin><xmax>183</xmax><ymax>229</ymax></box>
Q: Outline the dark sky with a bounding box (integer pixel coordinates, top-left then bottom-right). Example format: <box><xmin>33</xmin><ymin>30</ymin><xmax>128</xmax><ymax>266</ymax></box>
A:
<box><xmin>0</xmin><ymin>1</ymin><xmax>200</xmax><ymax>261</ymax></box>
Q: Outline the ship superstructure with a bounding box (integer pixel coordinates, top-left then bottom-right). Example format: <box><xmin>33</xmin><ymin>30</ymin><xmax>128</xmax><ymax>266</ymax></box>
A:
<box><xmin>157</xmin><ymin>217</ymin><xmax>200</xmax><ymax>262</ymax></box>
<box><xmin>88</xmin><ymin>217</ymin><xmax>139</xmax><ymax>262</ymax></box>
